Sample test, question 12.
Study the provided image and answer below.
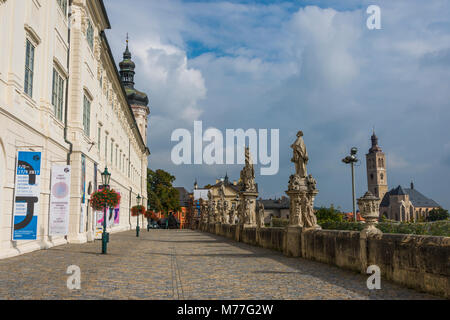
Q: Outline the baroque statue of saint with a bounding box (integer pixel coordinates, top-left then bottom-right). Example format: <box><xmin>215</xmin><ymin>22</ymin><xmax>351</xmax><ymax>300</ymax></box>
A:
<box><xmin>291</xmin><ymin>131</ymin><xmax>309</xmax><ymax>178</ymax></box>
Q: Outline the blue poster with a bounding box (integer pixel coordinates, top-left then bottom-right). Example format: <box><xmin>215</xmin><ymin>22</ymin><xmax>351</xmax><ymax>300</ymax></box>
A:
<box><xmin>13</xmin><ymin>151</ymin><xmax>42</xmax><ymax>240</ymax></box>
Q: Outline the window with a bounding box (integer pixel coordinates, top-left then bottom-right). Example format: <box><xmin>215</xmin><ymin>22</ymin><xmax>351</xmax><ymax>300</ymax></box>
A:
<box><xmin>52</xmin><ymin>68</ymin><xmax>65</xmax><ymax>121</ymax></box>
<box><xmin>57</xmin><ymin>0</ymin><xmax>67</xmax><ymax>15</ymax></box>
<box><xmin>83</xmin><ymin>95</ymin><xmax>91</xmax><ymax>136</ymax></box>
<box><xmin>110</xmin><ymin>139</ymin><xmax>114</xmax><ymax>164</ymax></box>
<box><xmin>24</xmin><ymin>39</ymin><xmax>35</xmax><ymax>97</ymax></box>
<box><xmin>105</xmin><ymin>134</ymin><xmax>108</xmax><ymax>162</ymax></box>
<box><xmin>97</xmin><ymin>125</ymin><xmax>101</xmax><ymax>153</ymax></box>
<box><xmin>115</xmin><ymin>145</ymin><xmax>118</xmax><ymax>167</ymax></box>
<box><xmin>86</xmin><ymin>19</ymin><xmax>94</xmax><ymax>50</ymax></box>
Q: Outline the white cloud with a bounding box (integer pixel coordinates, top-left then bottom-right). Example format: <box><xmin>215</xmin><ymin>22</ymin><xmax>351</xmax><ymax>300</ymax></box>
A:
<box><xmin>105</xmin><ymin>0</ymin><xmax>450</xmax><ymax>211</ymax></box>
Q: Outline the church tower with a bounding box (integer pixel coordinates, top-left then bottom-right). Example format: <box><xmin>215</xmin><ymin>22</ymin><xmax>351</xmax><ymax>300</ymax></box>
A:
<box><xmin>119</xmin><ymin>37</ymin><xmax>150</xmax><ymax>143</ymax></box>
<box><xmin>366</xmin><ymin>131</ymin><xmax>388</xmax><ymax>200</ymax></box>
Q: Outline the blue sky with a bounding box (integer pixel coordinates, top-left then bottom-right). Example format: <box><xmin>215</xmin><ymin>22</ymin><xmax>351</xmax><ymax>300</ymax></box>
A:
<box><xmin>105</xmin><ymin>0</ymin><xmax>450</xmax><ymax>211</ymax></box>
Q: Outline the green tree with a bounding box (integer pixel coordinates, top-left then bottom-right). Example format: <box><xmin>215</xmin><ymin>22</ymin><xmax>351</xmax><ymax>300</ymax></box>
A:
<box><xmin>147</xmin><ymin>169</ymin><xmax>181</xmax><ymax>216</ymax></box>
<box><xmin>316</xmin><ymin>205</ymin><xmax>344</xmax><ymax>224</ymax></box>
<box><xmin>426</xmin><ymin>208</ymin><xmax>449</xmax><ymax>222</ymax></box>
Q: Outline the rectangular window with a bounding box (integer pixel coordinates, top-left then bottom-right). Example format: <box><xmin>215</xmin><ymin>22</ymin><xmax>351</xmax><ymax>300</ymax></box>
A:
<box><xmin>97</xmin><ymin>125</ymin><xmax>101</xmax><ymax>154</ymax></box>
<box><xmin>52</xmin><ymin>68</ymin><xmax>65</xmax><ymax>121</ymax></box>
<box><xmin>83</xmin><ymin>95</ymin><xmax>91</xmax><ymax>136</ymax></box>
<box><xmin>24</xmin><ymin>39</ymin><xmax>35</xmax><ymax>97</ymax></box>
<box><xmin>86</xmin><ymin>19</ymin><xmax>94</xmax><ymax>51</ymax></box>
<box><xmin>105</xmin><ymin>134</ymin><xmax>108</xmax><ymax>163</ymax></box>
<box><xmin>110</xmin><ymin>139</ymin><xmax>114</xmax><ymax>164</ymax></box>
<box><xmin>57</xmin><ymin>0</ymin><xmax>67</xmax><ymax>15</ymax></box>
<box><xmin>115</xmin><ymin>146</ymin><xmax>118</xmax><ymax>167</ymax></box>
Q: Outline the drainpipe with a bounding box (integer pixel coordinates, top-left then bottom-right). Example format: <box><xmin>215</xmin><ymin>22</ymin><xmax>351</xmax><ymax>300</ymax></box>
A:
<box><xmin>129</xmin><ymin>187</ymin><xmax>132</xmax><ymax>229</ymax></box>
<box><xmin>64</xmin><ymin>1</ymin><xmax>73</xmax><ymax>165</ymax></box>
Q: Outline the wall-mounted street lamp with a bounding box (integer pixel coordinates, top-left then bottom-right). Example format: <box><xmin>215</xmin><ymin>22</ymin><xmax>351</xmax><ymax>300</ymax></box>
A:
<box><xmin>101</xmin><ymin>167</ymin><xmax>111</xmax><ymax>254</ymax></box>
<box><xmin>342</xmin><ymin>148</ymin><xmax>359</xmax><ymax>222</ymax></box>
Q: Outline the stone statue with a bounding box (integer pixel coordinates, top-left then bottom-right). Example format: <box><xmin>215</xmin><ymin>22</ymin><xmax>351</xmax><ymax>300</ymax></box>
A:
<box><xmin>292</xmin><ymin>196</ymin><xmax>303</xmax><ymax>227</ymax></box>
<box><xmin>243</xmin><ymin>198</ymin><xmax>253</xmax><ymax>225</ymax></box>
<box><xmin>303</xmin><ymin>194</ymin><xmax>318</xmax><ymax>228</ymax></box>
<box><xmin>240</xmin><ymin>147</ymin><xmax>257</xmax><ymax>192</ymax></box>
<box><xmin>236</xmin><ymin>201</ymin><xmax>242</xmax><ymax>224</ymax></box>
<box><xmin>229</xmin><ymin>206</ymin><xmax>236</xmax><ymax>225</ymax></box>
<box><xmin>306</xmin><ymin>174</ymin><xmax>317</xmax><ymax>191</ymax></box>
<box><xmin>291</xmin><ymin>131</ymin><xmax>308</xmax><ymax>178</ymax></box>
<box><xmin>223</xmin><ymin>201</ymin><xmax>229</xmax><ymax>224</ymax></box>
<box><xmin>256</xmin><ymin>202</ymin><xmax>265</xmax><ymax>228</ymax></box>
<box><xmin>209</xmin><ymin>200</ymin><xmax>216</xmax><ymax>223</ymax></box>
<box><xmin>216</xmin><ymin>200</ymin><xmax>223</xmax><ymax>223</ymax></box>
<box><xmin>286</xmin><ymin>131</ymin><xmax>320</xmax><ymax>229</ymax></box>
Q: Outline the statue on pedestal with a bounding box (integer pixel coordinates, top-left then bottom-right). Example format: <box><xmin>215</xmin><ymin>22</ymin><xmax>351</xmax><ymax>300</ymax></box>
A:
<box><xmin>229</xmin><ymin>205</ymin><xmax>236</xmax><ymax>225</ymax></box>
<box><xmin>240</xmin><ymin>147</ymin><xmax>257</xmax><ymax>192</ymax></box>
<box><xmin>286</xmin><ymin>130</ymin><xmax>320</xmax><ymax>229</ymax></box>
<box><xmin>256</xmin><ymin>202</ymin><xmax>265</xmax><ymax>228</ymax></box>
<box><xmin>223</xmin><ymin>201</ymin><xmax>229</xmax><ymax>224</ymax></box>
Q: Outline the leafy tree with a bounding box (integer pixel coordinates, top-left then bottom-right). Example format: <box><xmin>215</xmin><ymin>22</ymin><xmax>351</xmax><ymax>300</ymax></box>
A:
<box><xmin>426</xmin><ymin>208</ymin><xmax>449</xmax><ymax>222</ymax></box>
<box><xmin>147</xmin><ymin>169</ymin><xmax>181</xmax><ymax>216</ymax></box>
<box><xmin>316</xmin><ymin>205</ymin><xmax>344</xmax><ymax>224</ymax></box>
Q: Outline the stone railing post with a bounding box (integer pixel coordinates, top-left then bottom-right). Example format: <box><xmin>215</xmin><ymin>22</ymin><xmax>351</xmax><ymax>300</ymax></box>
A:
<box><xmin>358</xmin><ymin>191</ymin><xmax>382</xmax><ymax>273</ymax></box>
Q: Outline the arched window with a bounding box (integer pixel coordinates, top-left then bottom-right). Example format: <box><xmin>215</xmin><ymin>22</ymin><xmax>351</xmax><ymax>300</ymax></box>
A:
<box><xmin>380</xmin><ymin>173</ymin><xmax>384</xmax><ymax>181</ymax></box>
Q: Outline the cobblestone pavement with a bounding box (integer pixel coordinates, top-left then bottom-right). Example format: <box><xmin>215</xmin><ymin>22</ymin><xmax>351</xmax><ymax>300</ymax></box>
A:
<box><xmin>0</xmin><ymin>230</ymin><xmax>441</xmax><ymax>300</ymax></box>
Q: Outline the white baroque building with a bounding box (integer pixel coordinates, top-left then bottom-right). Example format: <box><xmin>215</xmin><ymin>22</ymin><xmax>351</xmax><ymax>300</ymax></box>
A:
<box><xmin>0</xmin><ymin>0</ymin><xmax>150</xmax><ymax>259</ymax></box>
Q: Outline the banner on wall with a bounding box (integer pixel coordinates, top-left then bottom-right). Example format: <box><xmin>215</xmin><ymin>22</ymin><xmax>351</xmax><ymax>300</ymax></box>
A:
<box><xmin>49</xmin><ymin>165</ymin><xmax>71</xmax><ymax>236</ymax></box>
<box><xmin>12</xmin><ymin>151</ymin><xmax>42</xmax><ymax>241</ymax></box>
<box><xmin>80</xmin><ymin>155</ymin><xmax>86</xmax><ymax>234</ymax></box>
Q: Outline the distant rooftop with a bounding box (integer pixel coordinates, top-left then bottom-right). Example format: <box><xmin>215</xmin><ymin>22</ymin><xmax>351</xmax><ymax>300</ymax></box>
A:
<box><xmin>381</xmin><ymin>185</ymin><xmax>440</xmax><ymax>208</ymax></box>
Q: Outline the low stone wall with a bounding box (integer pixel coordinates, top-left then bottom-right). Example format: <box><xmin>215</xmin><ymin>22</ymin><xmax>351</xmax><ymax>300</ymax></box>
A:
<box><xmin>367</xmin><ymin>234</ymin><xmax>449</xmax><ymax>297</ymax></box>
<box><xmin>258</xmin><ymin>227</ymin><xmax>285</xmax><ymax>252</ymax></box>
<box><xmin>197</xmin><ymin>223</ymin><xmax>449</xmax><ymax>299</ymax></box>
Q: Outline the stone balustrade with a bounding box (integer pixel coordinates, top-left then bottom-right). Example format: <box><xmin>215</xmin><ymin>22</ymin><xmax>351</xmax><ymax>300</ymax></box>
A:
<box><xmin>194</xmin><ymin>222</ymin><xmax>450</xmax><ymax>299</ymax></box>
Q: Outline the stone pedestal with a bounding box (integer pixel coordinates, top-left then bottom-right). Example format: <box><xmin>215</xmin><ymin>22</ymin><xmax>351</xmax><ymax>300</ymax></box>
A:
<box><xmin>358</xmin><ymin>191</ymin><xmax>382</xmax><ymax>236</ymax></box>
<box><xmin>284</xmin><ymin>226</ymin><xmax>302</xmax><ymax>257</ymax></box>
<box><xmin>239</xmin><ymin>191</ymin><xmax>258</xmax><ymax>228</ymax></box>
<box><xmin>286</xmin><ymin>174</ymin><xmax>321</xmax><ymax>230</ymax></box>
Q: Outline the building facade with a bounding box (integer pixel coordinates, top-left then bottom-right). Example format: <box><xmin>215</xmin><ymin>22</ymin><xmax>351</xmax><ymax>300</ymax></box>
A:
<box><xmin>0</xmin><ymin>0</ymin><xmax>149</xmax><ymax>259</ymax></box>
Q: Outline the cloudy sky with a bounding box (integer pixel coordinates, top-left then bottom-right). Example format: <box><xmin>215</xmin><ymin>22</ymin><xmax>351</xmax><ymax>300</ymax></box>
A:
<box><xmin>105</xmin><ymin>0</ymin><xmax>450</xmax><ymax>211</ymax></box>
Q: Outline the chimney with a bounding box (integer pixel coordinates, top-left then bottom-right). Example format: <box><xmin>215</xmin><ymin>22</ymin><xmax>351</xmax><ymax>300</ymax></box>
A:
<box><xmin>411</xmin><ymin>181</ymin><xmax>414</xmax><ymax>190</ymax></box>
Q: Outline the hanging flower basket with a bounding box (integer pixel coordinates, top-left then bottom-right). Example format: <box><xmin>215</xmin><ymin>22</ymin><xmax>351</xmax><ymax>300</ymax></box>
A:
<box><xmin>145</xmin><ymin>210</ymin><xmax>159</xmax><ymax>221</ymax></box>
<box><xmin>90</xmin><ymin>188</ymin><xmax>121</xmax><ymax>211</ymax></box>
<box><xmin>131</xmin><ymin>205</ymin><xmax>146</xmax><ymax>217</ymax></box>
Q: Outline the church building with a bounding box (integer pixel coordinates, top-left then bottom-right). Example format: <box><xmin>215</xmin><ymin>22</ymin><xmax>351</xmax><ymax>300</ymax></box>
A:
<box><xmin>365</xmin><ymin>132</ymin><xmax>440</xmax><ymax>222</ymax></box>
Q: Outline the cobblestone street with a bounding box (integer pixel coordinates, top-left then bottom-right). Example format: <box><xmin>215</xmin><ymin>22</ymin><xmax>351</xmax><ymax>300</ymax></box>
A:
<box><xmin>0</xmin><ymin>230</ymin><xmax>440</xmax><ymax>300</ymax></box>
